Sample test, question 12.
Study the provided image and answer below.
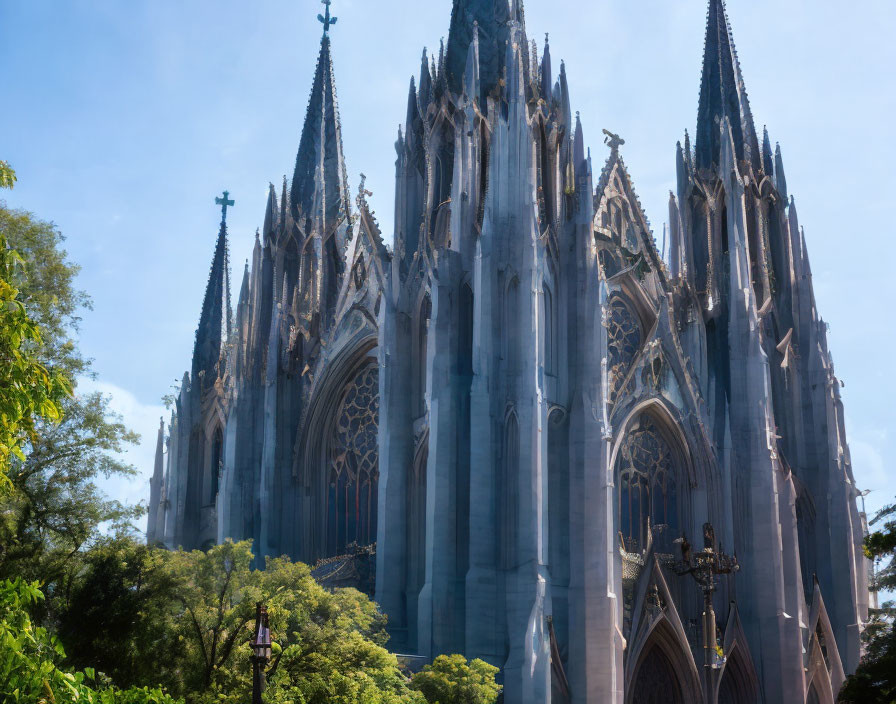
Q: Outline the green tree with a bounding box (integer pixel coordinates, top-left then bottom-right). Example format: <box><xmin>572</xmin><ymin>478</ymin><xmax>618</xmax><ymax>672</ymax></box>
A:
<box><xmin>409</xmin><ymin>654</ymin><xmax>502</xmax><ymax>704</ymax></box>
<box><xmin>57</xmin><ymin>537</ymin><xmax>181</xmax><ymax>691</ymax></box>
<box><xmin>0</xmin><ymin>204</ymin><xmax>141</xmax><ymax>592</ymax></box>
<box><xmin>0</xmin><ymin>191</ymin><xmax>71</xmax><ymax>480</ymax></box>
<box><xmin>167</xmin><ymin>541</ymin><xmax>425</xmax><ymax>704</ymax></box>
<box><xmin>58</xmin><ymin>539</ymin><xmax>428</xmax><ymax>704</ymax></box>
<box><xmin>0</xmin><ymin>238</ymin><xmax>70</xmax><ymax>479</ymax></box>
<box><xmin>839</xmin><ymin>498</ymin><xmax>896</xmax><ymax>703</ymax></box>
<box><xmin>0</xmin><ymin>161</ymin><xmax>15</xmax><ymax>189</ymax></box>
<box><xmin>0</xmin><ymin>577</ymin><xmax>181</xmax><ymax>704</ymax></box>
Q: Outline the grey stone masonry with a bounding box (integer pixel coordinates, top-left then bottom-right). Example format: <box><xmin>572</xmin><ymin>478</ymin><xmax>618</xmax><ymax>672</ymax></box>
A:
<box><xmin>150</xmin><ymin>1</ymin><xmax>869</xmax><ymax>701</ymax></box>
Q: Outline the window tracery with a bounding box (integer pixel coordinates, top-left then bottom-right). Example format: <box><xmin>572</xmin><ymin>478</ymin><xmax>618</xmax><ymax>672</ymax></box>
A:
<box><xmin>617</xmin><ymin>413</ymin><xmax>678</xmax><ymax>554</ymax></box>
<box><xmin>607</xmin><ymin>296</ymin><xmax>642</xmax><ymax>407</ymax></box>
<box><xmin>327</xmin><ymin>362</ymin><xmax>379</xmax><ymax>554</ymax></box>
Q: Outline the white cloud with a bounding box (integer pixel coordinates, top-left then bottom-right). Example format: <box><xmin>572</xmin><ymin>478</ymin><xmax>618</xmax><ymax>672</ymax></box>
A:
<box><xmin>76</xmin><ymin>377</ymin><xmax>167</xmax><ymax>531</ymax></box>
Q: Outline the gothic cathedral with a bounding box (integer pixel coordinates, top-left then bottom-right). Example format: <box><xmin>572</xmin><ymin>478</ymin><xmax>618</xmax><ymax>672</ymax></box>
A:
<box><xmin>147</xmin><ymin>1</ymin><xmax>870</xmax><ymax>702</ymax></box>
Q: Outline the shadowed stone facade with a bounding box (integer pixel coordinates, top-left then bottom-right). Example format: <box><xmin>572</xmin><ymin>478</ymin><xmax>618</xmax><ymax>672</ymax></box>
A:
<box><xmin>148</xmin><ymin>1</ymin><xmax>870</xmax><ymax>702</ymax></box>
<box><xmin>147</xmin><ymin>25</ymin><xmax>388</xmax><ymax>566</ymax></box>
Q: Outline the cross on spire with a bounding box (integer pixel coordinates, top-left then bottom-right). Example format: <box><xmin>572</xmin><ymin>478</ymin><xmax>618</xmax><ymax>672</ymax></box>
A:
<box><xmin>317</xmin><ymin>0</ymin><xmax>337</xmax><ymax>36</ymax></box>
<box><xmin>215</xmin><ymin>190</ymin><xmax>235</xmax><ymax>224</ymax></box>
<box><xmin>602</xmin><ymin>128</ymin><xmax>625</xmax><ymax>152</ymax></box>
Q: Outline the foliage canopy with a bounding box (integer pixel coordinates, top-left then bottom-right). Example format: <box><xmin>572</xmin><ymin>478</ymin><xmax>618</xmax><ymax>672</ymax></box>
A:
<box><xmin>0</xmin><ymin>576</ymin><xmax>181</xmax><ymax>704</ymax></box>
<box><xmin>0</xmin><ymin>204</ymin><xmax>141</xmax><ymax>591</ymax></box>
<box><xmin>56</xmin><ymin>538</ymin><xmax>499</xmax><ymax>704</ymax></box>
<box><xmin>839</xmin><ymin>498</ymin><xmax>896</xmax><ymax>703</ymax></box>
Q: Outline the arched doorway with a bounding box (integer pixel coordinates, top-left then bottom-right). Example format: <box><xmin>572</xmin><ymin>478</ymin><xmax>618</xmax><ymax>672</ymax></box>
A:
<box><xmin>324</xmin><ymin>359</ymin><xmax>379</xmax><ymax>555</ymax></box>
<box><xmin>629</xmin><ymin>641</ymin><xmax>684</xmax><ymax>704</ymax></box>
<box><xmin>717</xmin><ymin>647</ymin><xmax>759</xmax><ymax>704</ymax></box>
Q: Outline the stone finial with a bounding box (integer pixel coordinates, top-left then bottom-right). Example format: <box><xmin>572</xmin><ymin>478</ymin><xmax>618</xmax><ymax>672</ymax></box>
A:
<box><xmin>317</xmin><ymin>0</ymin><xmax>338</xmax><ymax>36</ymax></box>
<box><xmin>602</xmin><ymin>128</ymin><xmax>625</xmax><ymax>151</ymax></box>
<box><xmin>357</xmin><ymin>173</ymin><xmax>373</xmax><ymax>204</ymax></box>
<box><xmin>215</xmin><ymin>190</ymin><xmax>235</xmax><ymax>225</ymax></box>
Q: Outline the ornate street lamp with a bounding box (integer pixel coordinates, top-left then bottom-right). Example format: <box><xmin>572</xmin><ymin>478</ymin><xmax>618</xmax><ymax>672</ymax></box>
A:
<box><xmin>251</xmin><ymin>602</ymin><xmax>272</xmax><ymax>704</ymax></box>
<box><xmin>666</xmin><ymin>523</ymin><xmax>738</xmax><ymax>702</ymax></box>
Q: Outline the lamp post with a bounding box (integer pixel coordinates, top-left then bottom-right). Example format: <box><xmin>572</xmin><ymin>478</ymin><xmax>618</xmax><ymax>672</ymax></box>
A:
<box><xmin>667</xmin><ymin>523</ymin><xmax>738</xmax><ymax>704</ymax></box>
<box><xmin>251</xmin><ymin>602</ymin><xmax>272</xmax><ymax>704</ymax></box>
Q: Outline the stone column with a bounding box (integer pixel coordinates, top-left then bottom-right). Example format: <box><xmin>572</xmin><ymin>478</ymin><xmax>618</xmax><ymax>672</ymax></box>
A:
<box><xmin>465</xmin><ymin>236</ymin><xmax>501</xmax><ymax>664</ymax></box>
<box><xmin>376</xmin><ymin>282</ymin><xmax>414</xmax><ymax>651</ymax></box>
<box><xmin>418</xmin><ymin>251</ymin><xmax>463</xmax><ymax>657</ymax></box>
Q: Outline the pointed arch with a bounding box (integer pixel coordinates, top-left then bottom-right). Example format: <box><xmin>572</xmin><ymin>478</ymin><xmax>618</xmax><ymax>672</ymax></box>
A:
<box><xmin>415</xmin><ymin>292</ymin><xmax>432</xmax><ymax>418</ymax></box>
<box><xmin>299</xmin><ymin>237</ymin><xmax>316</xmax><ymax>310</ymax></box>
<box><xmin>613</xmin><ymin>408</ymin><xmax>686</xmax><ymax>555</ymax></box>
<box><xmin>805</xmin><ymin>668</ymin><xmax>835</xmax><ymax>704</ymax></box>
<box><xmin>279</xmin><ymin>234</ymin><xmax>301</xmax><ymax>301</ymax></box>
<box><xmin>325</xmin><ymin>358</ymin><xmax>379</xmax><ymax>556</ymax></box>
<box><xmin>543</xmin><ymin>280</ymin><xmax>555</xmax><ymax>375</ymax></box>
<box><xmin>625</xmin><ymin>559</ymin><xmax>702</xmax><ymax>704</ymax></box>
<box><xmin>717</xmin><ymin>646</ymin><xmax>758</xmax><ymax>704</ymax></box>
<box><xmin>504</xmin><ymin>274</ymin><xmax>521</xmax><ymax>374</ymax></box>
<box><xmin>292</xmin><ymin>334</ymin><xmax>378</xmax><ymax>562</ymax></box>
<box><xmin>606</xmin><ymin>293</ymin><xmax>643</xmax><ymax>409</ymax></box>
<box><xmin>716</xmin><ymin>604</ymin><xmax>760</xmax><ymax>704</ymax></box>
<box><xmin>202</xmin><ymin>423</ymin><xmax>224</xmax><ymax>507</ymax></box>
<box><xmin>499</xmin><ymin>408</ymin><xmax>520</xmax><ymax>570</ymax></box>
<box><xmin>807</xmin><ymin>583</ymin><xmax>846</xmax><ymax>697</ymax></box>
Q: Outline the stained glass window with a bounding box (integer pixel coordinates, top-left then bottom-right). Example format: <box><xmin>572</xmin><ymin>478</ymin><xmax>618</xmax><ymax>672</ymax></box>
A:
<box><xmin>617</xmin><ymin>413</ymin><xmax>678</xmax><ymax>553</ymax></box>
<box><xmin>327</xmin><ymin>362</ymin><xmax>379</xmax><ymax>554</ymax></box>
<box><xmin>607</xmin><ymin>297</ymin><xmax>642</xmax><ymax>406</ymax></box>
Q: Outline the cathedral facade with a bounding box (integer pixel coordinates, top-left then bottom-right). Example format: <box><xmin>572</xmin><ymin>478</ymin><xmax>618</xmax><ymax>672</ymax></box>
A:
<box><xmin>147</xmin><ymin>1</ymin><xmax>870</xmax><ymax>702</ymax></box>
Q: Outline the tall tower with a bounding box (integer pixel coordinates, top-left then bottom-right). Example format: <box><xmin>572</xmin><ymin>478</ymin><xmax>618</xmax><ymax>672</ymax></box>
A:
<box><xmin>377</xmin><ymin>1</ymin><xmax>868</xmax><ymax>702</ymax></box>
<box><xmin>217</xmin><ymin>3</ymin><xmax>387</xmax><ymax>567</ymax></box>
<box><xmin>378</xmin><ymin>4</ymin><xmax>591</xmax><ymax>700</ymax></box>
<box><xmin>148</xmin><ymin>1</ymin><xmax>869</xmax><ymax>700</ymax></box>
<box><xmin>154</xmin><ymin>3</ymin><xmax>388</xmax><ymax>569</ymax></box>
<box><xmin>152</xmin><ymin>191</ymin><xmax>233</xmax><ymax>551</ymax></box>
<box><xmin>668</xmin><ymin>0</ymin><xmax>868</xmax><ymax>697</ymax></box>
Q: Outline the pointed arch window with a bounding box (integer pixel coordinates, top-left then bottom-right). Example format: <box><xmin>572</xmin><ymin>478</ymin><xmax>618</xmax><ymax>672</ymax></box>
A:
<box><xmin>616</xmin><ymin>413</ymin><xmax>679</xmax><ymax>553</ymax></box>
<box><xmin>543</xmin><ymin>282</ymin><xmax>555</xmax><ymax>375</ymax></box>
<box><xmin>607</xmin><ymin>296</ymin><xmax>642</xmax><ymax>407</ymax></box>
<box><xmin>416</xmin><ymin>294</ymin><xmax>432</xmax><ymax>417</ymax></box>
<box><xmin>500</xmin><ymin>412</ymin><xmax>520</xmax><ymax>570</ymax></box>
<box><xmin>204</xmin><ymin>426</ymin><xmax>223</xmax><ymax>506</ymax></box>
<box><xmin>326</xmin><ymin>362</ymin><xmax>379</xmax><ymax>554</ymax></box>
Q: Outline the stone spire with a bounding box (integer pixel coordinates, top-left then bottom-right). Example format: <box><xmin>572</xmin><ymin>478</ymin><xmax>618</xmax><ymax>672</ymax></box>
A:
<box><xmin>775</xmin><ymin>142</ymin><xmax>788</xmax><ymax>202</ymax></box>
<box><xmin>192</xmin><ymin>192</ymin><xmax>233</xmax><ymax>385</ymax></box>
<box><xmin>762</xmin><ymin>125</ymin><xmax>774</xmax><ymax>175</ymax></box>
<box><xmin>445</xmin><ymin>0</ymin><xmax>510</xmax><ymax>100</ymax></box>
<box><xmin>695</xmin><ymin>0</ymin><xmax>760</xmax><ymax>171</ymax></box>
<box><xmin>262</xmin><ymin>182</ymin><xmax>279</xmax><ymax>241</ymax></box>
<box><xmin>290</xmin><ymin>4</ymin><xmax>352</xmax><ymax>238</ymax></box>
<box><xmin>146</xmin><ymin>416</ymin><xmax>166</xmax><ymax>544</ymax></box>
<box><xmin>540</xmin><ymin>33</ymin><xmax>552</xmax><ymax>102</ymax></box>
<box><xmin>418</xmin><ymin>48</ymin><xmax>432</xmax><ymax>112</ymax></box>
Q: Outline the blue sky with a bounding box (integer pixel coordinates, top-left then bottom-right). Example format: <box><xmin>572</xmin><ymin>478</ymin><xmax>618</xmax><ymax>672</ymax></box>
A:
<box><xmin>1</xmin><ymin>0</ymin><xmax>894</xmax><ymax>544</ymax></box>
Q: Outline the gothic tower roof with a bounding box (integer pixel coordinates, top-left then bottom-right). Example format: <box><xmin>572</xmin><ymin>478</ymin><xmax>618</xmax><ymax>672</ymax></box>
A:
<box><xmin>192</xmin><ymin>205</ymin><xmax>232</xmax><ymax>385</ymax></box>
<box><xmin>290</xmin><ymin>29</ymin><xmax>352</xmax><ymax>238</ymax></box>
<box><xmin>695</xmin><ymin>0</ymin><xmax>760</xmax><ymax>172</ymax></box>
<box><xmin>445</xmin><ymin>0</ymin><xmax>511</xmax><ymax>100</ymax></box>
